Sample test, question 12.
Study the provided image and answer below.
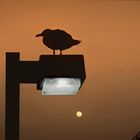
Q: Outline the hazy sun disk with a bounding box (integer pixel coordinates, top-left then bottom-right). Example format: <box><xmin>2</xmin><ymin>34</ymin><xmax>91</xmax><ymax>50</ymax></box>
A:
<box><xmin>76</xmin><ymin>111</ymin><xmax>82</xmax><ymax>117</ymax></box>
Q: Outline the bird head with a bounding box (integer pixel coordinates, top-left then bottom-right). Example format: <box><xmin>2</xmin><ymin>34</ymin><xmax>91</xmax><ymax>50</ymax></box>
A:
<box><xmin>35</xmin><ymin>29</ymin><xmax>51</xmax><ymax>37</ymax></box>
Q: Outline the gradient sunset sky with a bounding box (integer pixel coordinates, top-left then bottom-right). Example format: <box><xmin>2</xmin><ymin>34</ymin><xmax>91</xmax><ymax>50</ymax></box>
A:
<box><xmin>0</xmin><ymin>0</ymin><xmax>140</xmax><ymax>140</ymax></box>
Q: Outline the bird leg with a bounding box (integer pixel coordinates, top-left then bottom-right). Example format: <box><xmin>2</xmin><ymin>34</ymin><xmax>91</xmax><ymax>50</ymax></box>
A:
<box><xmin>53</xmin><ymin>50</ymin><xmax>55</xmax><ymax>55</ymax></box>
<box><xmin>60</xmin><ymin>50</ymin><xmax>62</xmax><ymax>55</ymax></box>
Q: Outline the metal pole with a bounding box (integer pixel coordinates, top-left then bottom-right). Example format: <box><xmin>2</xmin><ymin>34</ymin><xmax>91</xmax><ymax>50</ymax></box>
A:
<box><xmin>5</xmin><ymin>53</ymin><xmax>20</xmax><ymax>140</ymax></box>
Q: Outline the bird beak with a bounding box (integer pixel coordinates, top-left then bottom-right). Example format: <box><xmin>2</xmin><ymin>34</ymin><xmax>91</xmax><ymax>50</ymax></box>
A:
<box><xmin>35</xmin><ymin>33</ymin><xmax>42</xmax><ymax>37</ymax></box>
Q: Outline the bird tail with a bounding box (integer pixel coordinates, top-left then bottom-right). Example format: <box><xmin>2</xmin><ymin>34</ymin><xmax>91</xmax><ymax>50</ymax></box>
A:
<box><xmin>73</xmin><ymin>40</ymin><xmax>81</xmax><ymax>45</ymax></box>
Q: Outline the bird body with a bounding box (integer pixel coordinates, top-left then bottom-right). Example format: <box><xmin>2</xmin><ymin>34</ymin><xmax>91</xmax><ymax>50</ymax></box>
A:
<box><xmin>36</xmin><ymin>29</ymin><xmax>81</xmax><ymax>55</ymax></box>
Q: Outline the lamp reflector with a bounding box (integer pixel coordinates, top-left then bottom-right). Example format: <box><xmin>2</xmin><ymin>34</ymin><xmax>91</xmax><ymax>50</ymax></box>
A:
<box><xmin>42</xmin><ymin>78</ymin><xmax>81</xmax><ymax>95</ymax></box>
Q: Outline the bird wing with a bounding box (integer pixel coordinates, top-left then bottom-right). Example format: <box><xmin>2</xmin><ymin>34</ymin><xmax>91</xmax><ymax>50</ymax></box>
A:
<box><xmin>55</xmin><ymin>29</ymin><xmax>72</xmax><ymax>39</ymax></box>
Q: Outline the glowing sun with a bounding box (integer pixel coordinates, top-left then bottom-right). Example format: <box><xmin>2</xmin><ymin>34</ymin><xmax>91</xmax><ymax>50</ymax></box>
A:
<box><xmin>76</xmin><ymin>111</ymin><xmax>82</xmax><ymax>118</ymax></box>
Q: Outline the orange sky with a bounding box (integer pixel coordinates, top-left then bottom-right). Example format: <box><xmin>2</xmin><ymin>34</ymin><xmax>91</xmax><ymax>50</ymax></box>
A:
<box><xmin>0</xmin><ymin>0</ymin><xmax>140</xmax><ymax>140</ymax></box>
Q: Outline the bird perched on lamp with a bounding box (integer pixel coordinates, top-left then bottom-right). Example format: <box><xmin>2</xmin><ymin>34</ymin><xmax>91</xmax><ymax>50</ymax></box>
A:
<box><xmin>36</xmin><ymin>29</ymin><xmax>81</xmax><ymax>55</ymax></box>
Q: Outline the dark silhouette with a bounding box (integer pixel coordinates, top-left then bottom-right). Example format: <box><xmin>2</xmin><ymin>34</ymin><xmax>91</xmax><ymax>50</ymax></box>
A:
<box><xmin>5</xmin><ymin>52</ymin><xmax>86</xmax><ymax>140</ymax></box>
<box><xmin>36</xmin><ymin>29</ymin><xmax>81</xmax><ymax>55</ymax></box>
<box><xmin>131</xmin><ymin>131</ymin><xmax>140</xmax><ymax>140</ymax></box>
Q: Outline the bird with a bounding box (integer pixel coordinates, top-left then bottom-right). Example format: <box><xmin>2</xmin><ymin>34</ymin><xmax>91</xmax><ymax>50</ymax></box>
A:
<box><xmin>36</xmin><ymin>29</ymin><xmax>81</xmax><ymax>55</ymax></box>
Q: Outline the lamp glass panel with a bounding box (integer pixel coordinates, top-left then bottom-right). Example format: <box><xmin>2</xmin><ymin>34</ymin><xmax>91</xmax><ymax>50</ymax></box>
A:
<box><xmin>42</xmin><ymin>78</ymin><xmax>81</xmax><ymax>95</ymax></box>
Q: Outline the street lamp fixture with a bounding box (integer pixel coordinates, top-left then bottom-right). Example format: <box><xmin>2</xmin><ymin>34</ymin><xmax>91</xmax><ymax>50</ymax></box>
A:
<box><xmin>41</xmin><ymin>78</ymin><xmax>81</xmax><ymax>95</ymax></box>
<box><xmin>5</xmin><ymin>52</ymin><xmax>86</xmax><ymax>140</ymax></box>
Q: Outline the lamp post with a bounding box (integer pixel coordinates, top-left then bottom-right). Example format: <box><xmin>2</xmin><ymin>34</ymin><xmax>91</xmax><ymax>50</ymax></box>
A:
<box><xmin>5</xmin><ymin>52</ymin><xmax>86</xmax><ymax>140</ymax></box>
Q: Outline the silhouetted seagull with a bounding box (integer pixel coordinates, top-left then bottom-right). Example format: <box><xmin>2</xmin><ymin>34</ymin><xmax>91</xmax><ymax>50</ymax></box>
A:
<box><xmin>36</xmin><ymin>29</ymin><xmax>81</xmax><ymax>55</ymax></box>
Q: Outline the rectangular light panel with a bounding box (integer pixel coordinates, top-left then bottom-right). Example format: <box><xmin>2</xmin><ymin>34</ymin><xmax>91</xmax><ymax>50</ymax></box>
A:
<box><xmin>41</xmin><ymin>78</ymin><xmax>81</xmax><ymax>95</ymax></box>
